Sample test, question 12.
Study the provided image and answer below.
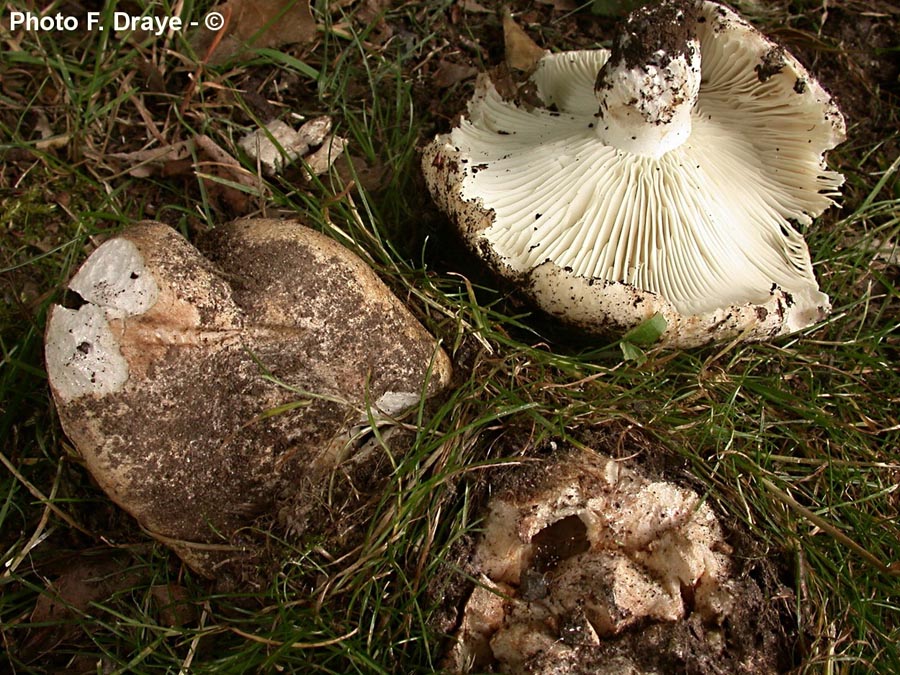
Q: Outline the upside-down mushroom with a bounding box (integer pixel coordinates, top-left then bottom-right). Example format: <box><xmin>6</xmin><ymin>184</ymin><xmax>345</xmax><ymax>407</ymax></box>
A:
<box><xmin>423</xmin><ymin>0</ymin><xmax>845</xmax><ymax>347</ymax></box>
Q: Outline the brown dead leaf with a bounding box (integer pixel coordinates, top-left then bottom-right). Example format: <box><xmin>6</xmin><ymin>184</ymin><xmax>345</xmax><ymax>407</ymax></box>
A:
<box><xmin>336</xmin><ymin>151</ymin><xmax>392</xmax><ymax>194</ymax></box>
<box><xmin>193</xmin><ymin>0</ymin><xmax>317</xmax><ymax>65</ymax></box>
<box><xmin>434</xmin><ymin>60</ymin><xmax>478</xmax><ymax>88</ymax></box>
<box><xmin>111</xmin><ymin>135</ymin><xmax>261</xmax><ymax>213</ymax></box>
<box><xmin>355</xmin><ymin>0</ymin><xmax>394</xmax><ymax>45</ymax></box>
<box><xmin>106</xmin><ymin>142</ymin><xmax>192</xmax><ymax>178</ymax></box>
<box><xmin>239</xmin><ymin>116</ymin><xmax>333</xmax><ymax>175</ymax></box>
<box><xmin>30</xmin><ymin>560</ymin><xmax>134</xmax><ymax>620</ymax></box>
<box><xmin>32</xmin><ymin>109</ymin><xmax>70</xmax><ymax>151</ymax></box>
<box><xmin>502</xmin><ymin>10</ymin><xmax>547</xmax><ymax>72</ymax></box>
<box><xmin>194</xmin><ymin>134</ymin><xmax>261</xmax><ymax>213</ymax></box>
<box><xmin>302</xmin><ymin>134</ymin><xmax>347</xmax><ymax>180</ymax></box>
<box><xmin>22</xmin><ymin>554</ymin><xmax>146</xmax><ymax>658</ymax></box>
<box><xmin>150</xmin><ymin>584</ymin><xmax>198</xmax><ymax>628</ymax></box>
<box><xmin>485</xmin><ymin>65</ymin><xmax>518</xmax><ymax>102</ymax></box>
<box><xmin>457</xmin><ymin>0</ymin><xmax>492</xmax><ymax>13</ymax></box>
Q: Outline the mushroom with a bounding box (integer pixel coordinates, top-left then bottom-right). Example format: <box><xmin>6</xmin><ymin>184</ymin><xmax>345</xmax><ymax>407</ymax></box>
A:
<box><xmin>45</xmin><ymin>219</ymin><xmax>452</xmax><ymax>575</ymax></box>
<box><xmin>445</xmin><ymin>447</ymin><xmax>776</xmax><ymax>674</ymax></box>
<box><xmin>423</xmin><ymin>0</ymin><xmax>846</xmax><ymax>347</ymax></box>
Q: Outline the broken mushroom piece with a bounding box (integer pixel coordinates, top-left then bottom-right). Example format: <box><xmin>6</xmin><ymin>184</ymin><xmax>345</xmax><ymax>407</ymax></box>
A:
<box><xmin>446</xmin><ymin>447</ymin><xmax>779</xmax><ymax>674</ymax></box>
<box><xmin>238</xmin><ymin>116</ymin><xmax>347</xmax><ymax>177</ymax></box>
<box><xmin>423</xmin><ymin>0</ymin><xmax>846</xmax><ymax>347</ymax></box>
<box><xmin>45</xmin><ymin>219</ymin><xmax>452</xmax><ymax>576</ymax></box>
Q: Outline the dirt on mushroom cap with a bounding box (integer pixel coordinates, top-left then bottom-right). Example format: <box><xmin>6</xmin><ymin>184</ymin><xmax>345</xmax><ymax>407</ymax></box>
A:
<box><xmin>44</xmin><ymin>219</ymin><xmax>452</xmax><ymax>576</ymax></box>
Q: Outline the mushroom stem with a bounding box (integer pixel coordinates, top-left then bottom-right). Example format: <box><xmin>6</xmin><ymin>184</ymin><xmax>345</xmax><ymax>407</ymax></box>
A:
<box><xmin>594</xmin><ymin>0</ymin><xmax>701</xmax><ymax>159</ymax></box>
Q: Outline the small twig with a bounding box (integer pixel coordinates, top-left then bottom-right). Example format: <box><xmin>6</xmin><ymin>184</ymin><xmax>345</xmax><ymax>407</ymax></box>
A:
<box><xmin>180</xmin><ymin>5</ymin><xmax>231</xmax><ymax>116</ymax></box>
<box><xmin>229</xmin><ymin>625</ymin><xmax>359</xmax><ymax>649</ymax></box>
<box><xmin>194</xmin><ymin>134</ymin><xmax>258</xmax><ymax>187</ymax></box>
<box><xmin>139</xmin><ymin>526</ymin><xmax>241</xmax><ymax>552</ymax></box>
<box><xmin>179</xmin><ymin>605</ymin><xmax>208</xmax><ymax>674</ymax></box>
<box><xmin>0</xmin><ymin>449</ymin><xmax>91</xmax><ymax>537</ymax></box>
<box><xmin>130</xmin><ymin>93</ymin><xmax>168</xmax><ymax>145</ymax></box>
<box><xmin>761</xmin><ymin>478</ymin><xmax>898</xmax><ymax>576</ymax></box>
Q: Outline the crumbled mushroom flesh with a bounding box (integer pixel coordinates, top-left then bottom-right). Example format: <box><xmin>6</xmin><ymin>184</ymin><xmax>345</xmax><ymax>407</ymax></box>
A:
<box><xmin>447</xmin><ymin>449</ymin><xmax>737</xmax><ymax>673</ymax></box>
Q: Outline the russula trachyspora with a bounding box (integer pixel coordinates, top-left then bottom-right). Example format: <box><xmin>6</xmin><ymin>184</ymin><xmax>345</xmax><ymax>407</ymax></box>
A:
<box><xmin>423</xmin><ymin>0</ymin><xmax>846</xmax><ymax>347</ymax></box>
<box><xmin>446</xmin><ymin>447</ymin><xmax>778</xmax><ymax>674</ymax></box>
<box><xmin>45</xmin><ymin>219</ymin><xmax>452</xmax><ymax>575</ymax></box>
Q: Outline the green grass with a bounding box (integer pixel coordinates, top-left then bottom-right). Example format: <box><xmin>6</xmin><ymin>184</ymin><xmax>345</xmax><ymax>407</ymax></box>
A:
<box><xmin>2</xmin><ymin>0</ymin><xmax>899</xmax><ymax>673</ymax></box>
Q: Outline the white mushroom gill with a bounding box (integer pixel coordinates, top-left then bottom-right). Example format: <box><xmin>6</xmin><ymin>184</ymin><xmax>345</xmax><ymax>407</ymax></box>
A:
<box><xmin>444</xmin><ymin>1</ymin><xmax>844</xmax><ymax>319</ymax></box>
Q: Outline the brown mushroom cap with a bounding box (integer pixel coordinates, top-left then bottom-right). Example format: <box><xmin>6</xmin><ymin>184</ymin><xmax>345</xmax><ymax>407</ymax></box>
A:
<box><xmin>45</xmin><ymin>219</ymin><xmax>452</xmax><ymax>575</ymax></box>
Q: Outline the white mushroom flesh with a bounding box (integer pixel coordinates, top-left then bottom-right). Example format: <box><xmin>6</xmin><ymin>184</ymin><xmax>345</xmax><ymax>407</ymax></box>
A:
<box><xmin>447</xmin><ymin>449</ymin><xmax>737</xmax><ymax>673</ymax></box>
<box><xmin>45</xmin><ymin>238</ymin><xmax>159</xmax><ymax>402</ymax></box>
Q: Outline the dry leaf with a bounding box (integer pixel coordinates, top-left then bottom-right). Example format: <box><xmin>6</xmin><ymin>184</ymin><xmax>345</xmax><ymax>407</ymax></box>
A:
<box><xmin>106</xmin><ymin>135</ymin><xmax>261</xmax><ymax>213</ymax></box>
<box><xmin>106</xmin><ymin>135</ymin><xmax>259</xmax><ymax>214</ymax></box>
<box><xmin>458</xmin><ymin>0</ymin><xmax>492</xmax><ymax>13</ymax></box>
<box><xmin>194</xmin><ymin>134</ymin><xmax>260</xmax><ymax>213</ymax></box>
<box><xmin>22</xmin><ymin>554</ymin><xmax>145</xmax><ymax>657</ymax></box>
<box><xmin>193</xmin><ymin>0</ymin><xmax>317</xmax><ymax>64</ymax></box>
<box><xmin>336</xmin><ymin>151</ymin><xmax>392</xmax><ymax>194</ymax></box>
<box><xmin>296</xmin><ymin>116</ymin><xmax>333</xmax><ymax>147</ymax></box>
<box><xmin>239</xmin><ymin>119</ymin><xmax>313</xmax><ymax>175</ymax></box>
<box><xmin>238</xmin><ymin>116</ymin><xmax>344</xmax><ymax>180</ymax></box>
<box><xmin>355</xmin><ymin>0</ymin><xmax>394</xmax><ymax>45</ymax></box>
<box><xmin>33</xmin><ymin>109</ymin><xmax>70</xmax><ymax>151</ymax></box>
<box><xmin>107</xmin><ymin>142</ymin><xmax>192</xmax><ymax>178</ymax></box>
<box><xmin>502</xmin><ymin>11</ymin><xmax>546</xmax><ymax>72</ymax></box>
<box><xmin>434</xmin><ymin>60</ymin><xmax>478</xmax><ymax>88</ymax></box>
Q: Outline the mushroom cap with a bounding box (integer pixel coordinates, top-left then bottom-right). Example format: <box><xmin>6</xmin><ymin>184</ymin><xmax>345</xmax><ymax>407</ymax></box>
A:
<box><xmin>45</xmin><ymin>219</ymin><xmax>451</xmax><ymax>575</ymax></box>
<box><xmin>423</xmin><ymin>0</ymin><xmax>845</xmax><ymax>347</ymax></box>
